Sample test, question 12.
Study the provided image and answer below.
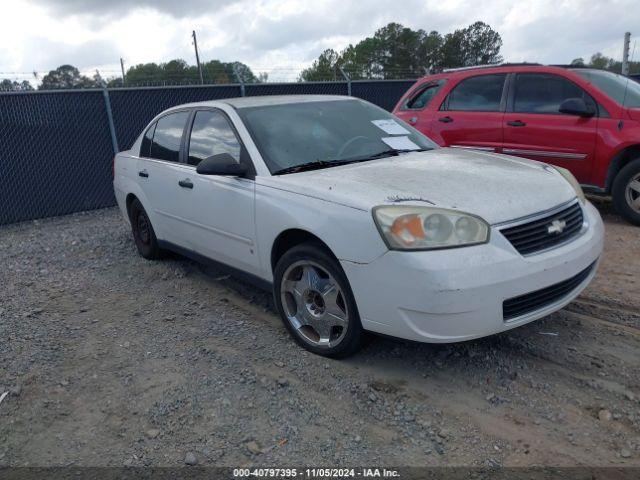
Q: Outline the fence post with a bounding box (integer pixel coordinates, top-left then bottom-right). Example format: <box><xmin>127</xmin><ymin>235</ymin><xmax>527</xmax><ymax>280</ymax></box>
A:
<box><xmin>338</xmin><ymin>67</ymin><xmax>351</xmax><ymax>96</ymax></box>
<box><xmin>233</xmin><ymin>65</ymin><xmax>246</xmax><ymax>97</ymax></box>
<box><xmin>102</xmin><ymin>88</ymin><xmax>119</xmax><ymax>153</ymax></box>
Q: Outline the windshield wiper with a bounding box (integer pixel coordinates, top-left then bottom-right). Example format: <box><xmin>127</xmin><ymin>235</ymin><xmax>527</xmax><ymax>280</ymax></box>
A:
<box><xmin>339</xmin><ymin>147</ymin><xmax>431</xmax><ymax>163</ymax></box>
<box><xmin>272</xmin><ymin>159</ymin><xmax>346</xmax><ymax>175</ymax></box>
<box><xmin>271</xmin><ymin>148</ymin><xmax>431</xmax><ymax>176</ymax></box>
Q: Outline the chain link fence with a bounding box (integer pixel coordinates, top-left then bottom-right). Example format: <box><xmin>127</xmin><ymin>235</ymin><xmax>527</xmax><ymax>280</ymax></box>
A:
<box><xmin>0</xmin><ymin>79</ymin><xmax>417</xmax><ymax>225</ymax></box>
<box><xmin>0</xmin><ymin>90</ymin><xmax>116</xmax><ymax>225</ymax></box>
<box><xmin>351</xmin><ymin>80</ymin><xmax>415</xmax><ymax>111</ymax></box>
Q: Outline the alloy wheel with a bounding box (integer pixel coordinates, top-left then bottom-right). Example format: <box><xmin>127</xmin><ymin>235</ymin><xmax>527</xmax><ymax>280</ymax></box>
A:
<box><xmin>280</xmin><ymin>260</ymin><xmax>349</xmax><ymax>348</ymax></box>
<box><xmin>625</xmin><ymin>173</ymin><xmax>640</xmax><ymax>214</ymax></box>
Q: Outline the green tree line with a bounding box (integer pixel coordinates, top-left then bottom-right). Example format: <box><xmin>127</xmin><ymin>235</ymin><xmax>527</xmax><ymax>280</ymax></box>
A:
<box><xmin>300</xmin><ymin>21</ymin><xmax>503</xmax><ymax>81</ymax></box>
<box><xmin>2</xmin><ymin>30</ymin><xmax>639</xmax><ymax>91</ymax></box>
<box><xmin>571</xmin><ymin>53</ymin><xmax>640</xmax><ymax>74</ymax></box>
<box><xmin>0</xmin><ymin>79</ymin><xmax>34</xmax><ymax>91</ymax></box>
<box><xmin>113</xmin><ymin>59</ymin><xmax>265</xmax><ymax>87</ymax></box>
<box><xmin>0</xmin><ymin>59</ymin><xmax>263</xmax><ymax>91</ymax></box>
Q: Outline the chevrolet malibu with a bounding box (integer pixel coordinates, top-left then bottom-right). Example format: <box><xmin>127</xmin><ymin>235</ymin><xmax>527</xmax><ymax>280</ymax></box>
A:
<box><xmin>113</xmin><ymin>95</ymin><xmax>604</xmax><ymax>357</ymax></box>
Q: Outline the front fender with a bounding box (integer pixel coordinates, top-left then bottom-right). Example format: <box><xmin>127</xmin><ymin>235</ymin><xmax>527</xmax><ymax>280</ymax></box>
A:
<box><xmin>255</xmin><ymin>184</ymin><xmax>388</xmax><ymax>282</ymax></box>
<box><xmin>604</xmin><ymin>136</ymin><xmax>640</xmax><ymax>191</ymax></box>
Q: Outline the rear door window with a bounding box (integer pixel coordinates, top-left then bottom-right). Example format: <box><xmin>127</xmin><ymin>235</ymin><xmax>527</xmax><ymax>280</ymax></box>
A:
<box><xmin>513</xmin><ymin>73</ymin><xmax>596</xmax><ymax>114</ymax></box>
<box><xmin>149</xmin><ymin>111</ymin><xmax>190</xmax><ymax>162</ymax></box>
<box><xmin>187</xmin><ymin>110</ymin><xmax>241</xmax><ymax>166</ymax></box>
<box><xmin>443</xmin><ymin>74</ymin><xmax>506</xmax><ymax>112</ymax></box>
<box><xmin>403</xmin><ymin>81</ymin><xmax>444</xmax><ymax>110</ymax></box>
<box><xmin>140</xmin><ymin>122</ymin><xmax>156</xmax><ymax>158</ymax></box>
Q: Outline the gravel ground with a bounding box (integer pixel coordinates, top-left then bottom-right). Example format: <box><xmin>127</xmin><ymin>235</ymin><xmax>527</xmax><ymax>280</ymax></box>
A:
<box><xmin>1</xmin><ymin>198</ymin><xmax>639</xmax><ymax>468</ymax></box>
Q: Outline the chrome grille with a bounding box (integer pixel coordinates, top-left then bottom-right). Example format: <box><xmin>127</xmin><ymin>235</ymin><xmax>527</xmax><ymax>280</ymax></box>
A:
<box><xmin>500</xmin><ymin>202</ymin><xmax>584</xmax><ymax>256</ymax></box>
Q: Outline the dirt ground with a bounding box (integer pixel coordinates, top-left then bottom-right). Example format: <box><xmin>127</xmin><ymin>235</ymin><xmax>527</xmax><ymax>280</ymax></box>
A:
<box><xmin>1</xmin><ymin>197</ymin><xmax>639</xmax><ymax>468</ymax></box>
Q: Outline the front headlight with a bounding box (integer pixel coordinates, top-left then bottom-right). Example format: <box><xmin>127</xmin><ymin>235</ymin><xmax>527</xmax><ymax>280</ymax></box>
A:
<box><xmin>553</xmin><ymin>166</ymin><xmax>586</xmax><ymax>204</ymax></box>
<box><xmin>373</xmin><ymin>206</ymin><xmax>490</xmax><ymax>250</ymax></box>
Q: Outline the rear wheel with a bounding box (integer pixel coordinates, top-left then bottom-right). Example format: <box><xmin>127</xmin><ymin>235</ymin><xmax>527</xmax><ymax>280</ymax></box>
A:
<box><xmin>612</xmin><ymin>157</ymin><xmax>640</xmax><ymax>226</ymax></box>
<box><xmin>129</xmin><ymin>198</ymin><xmax>161</xmax><ymax>259</ymax></box>
<box><xmin>273</xmin><ymin>243</ymin><xmax>363</xmax><ymax>358</ymax></box>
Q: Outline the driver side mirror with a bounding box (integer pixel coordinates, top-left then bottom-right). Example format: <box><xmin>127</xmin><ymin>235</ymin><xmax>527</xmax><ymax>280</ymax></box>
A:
<box><xmin>559</xmin><ymin>98</ymin><xmax>595</xmax><ymax>117</ymax></box>
<box><xmin>196</xmin><ymin>153</ymin><xmax>247</xmax><ymax>176</ymax></box>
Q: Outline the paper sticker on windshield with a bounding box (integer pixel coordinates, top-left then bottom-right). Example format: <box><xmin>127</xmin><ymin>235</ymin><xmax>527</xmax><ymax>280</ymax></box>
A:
<box><xmin>382</xmin><ymin>136</ymin><xmax>420</xmax><ymax>150</ymax></box>
<box><xmin>372</xmin><ymin>119</ymin><xmax>410</xmax><ymax>135</ymax></box>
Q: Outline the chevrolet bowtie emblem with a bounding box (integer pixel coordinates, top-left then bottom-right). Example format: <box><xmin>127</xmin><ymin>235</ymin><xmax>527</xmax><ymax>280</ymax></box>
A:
<box><xmin>547</xmin><ymin>219</ymin><xmax>567</xmax><ymax>235</ymax></box>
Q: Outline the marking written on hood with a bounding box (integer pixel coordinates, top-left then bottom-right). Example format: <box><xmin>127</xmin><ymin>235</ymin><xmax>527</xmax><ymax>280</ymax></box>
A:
<box><xmin>386</xmin><ymin>195</ymin><xmax>435</xmax><ymax>205</ymax></box>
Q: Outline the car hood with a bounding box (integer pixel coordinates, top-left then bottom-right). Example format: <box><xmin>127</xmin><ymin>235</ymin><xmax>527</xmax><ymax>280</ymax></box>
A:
<box><xmin>258</xmin><ymin>148</ymin><xmax>577</xmax><ymax>225</ymax></box>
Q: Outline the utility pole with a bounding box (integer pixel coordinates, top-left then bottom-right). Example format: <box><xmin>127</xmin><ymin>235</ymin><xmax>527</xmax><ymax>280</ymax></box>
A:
<box><xmin>338</xmin><ymin>66</ymin><xmax>351</xmax><ymax>96</ymax></box>
<box><xmin>622</xmin><ymin>32</ymin><xmax>631</xmax><ymax>76</ymax></box>
<box><xmin>95</xmin><ymin>69</ymin><xmax>105</xmax><ymax>88</ymax></box>
<box><xmin>120</xmin><ymin>58</ymin><xmax>126</xmax><ymax>86</ymax></box>
<box><xmin>192</xmin><ymin>30</ymin><xmax>204</xmax><ymax>84</ymax></box>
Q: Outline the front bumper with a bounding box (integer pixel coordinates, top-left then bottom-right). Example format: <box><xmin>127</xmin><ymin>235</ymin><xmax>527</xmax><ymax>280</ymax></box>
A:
<box><xmin>341</xmin><ymin>201</ymin><xmax>604</xmax><ymax>343</ymax></box>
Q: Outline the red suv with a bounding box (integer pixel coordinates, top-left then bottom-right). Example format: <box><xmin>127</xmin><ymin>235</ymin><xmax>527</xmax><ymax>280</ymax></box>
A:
<box><xmin>393</xmin><ymin>64</ymin><xmax>640</xmax><ymax>225</ymax></box>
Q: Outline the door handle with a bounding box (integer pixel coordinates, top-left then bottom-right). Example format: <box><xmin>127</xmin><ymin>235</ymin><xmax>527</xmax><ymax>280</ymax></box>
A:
<box><xmin>178</xmin><ymin>179</ymin><xmax>193</xmax><ymax>189</ymax></box>
<box><xmin>409</xmin><ymin>116</ymin><xmax>417</xmax><ymax>124</ymax></box>
<box><xmin>438</xmin><ymin>116</ymin><xmax>453</xmax><ymax>123</ymax></box>
<box><xmin>507</xmin><ymin>120</ymin><xmax>527</xmax><ymax>127</ymax></box>
<box><xmin>138</xmin><ymin>170</ymin><xmax>149</xmax><ymax>178</ymax></box>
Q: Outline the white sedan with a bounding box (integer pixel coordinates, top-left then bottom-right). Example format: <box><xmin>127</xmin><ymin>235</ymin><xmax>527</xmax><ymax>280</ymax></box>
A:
<box><xmin>113</xmin><ymin>95</ymin><xmax>604</xmax><ymax>357</ymax></box>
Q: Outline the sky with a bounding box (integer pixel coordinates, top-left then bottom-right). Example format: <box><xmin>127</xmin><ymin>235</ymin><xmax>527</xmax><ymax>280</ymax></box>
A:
<box><xmin>0</xmin><ymin>0</ymin><xmax>638</xmax><ymax>84</ymax></box>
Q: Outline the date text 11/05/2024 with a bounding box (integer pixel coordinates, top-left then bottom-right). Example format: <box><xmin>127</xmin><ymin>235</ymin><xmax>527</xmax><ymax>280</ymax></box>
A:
<box><xmin>232</xmin><ymin>467</ymin><xmax>400</xmax><ymax>478</ymax></box>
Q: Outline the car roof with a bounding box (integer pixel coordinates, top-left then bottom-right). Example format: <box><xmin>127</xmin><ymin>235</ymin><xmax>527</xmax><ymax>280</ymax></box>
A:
<box><xmin>418</xmin><ymin>63</ymin><xmax>598</xmax><ymax>81</ymax></box>
<box><xmin>171</xmin><ymin>94</ymin><xmax>354</xmax><ymax>111</ymax></box>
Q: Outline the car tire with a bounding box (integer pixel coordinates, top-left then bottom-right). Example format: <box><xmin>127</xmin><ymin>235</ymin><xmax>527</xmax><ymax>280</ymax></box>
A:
<box><xmin>273</xmin><ymin>242</ymin><xmax>363</xmax><ymax>358</ymax></box>
<box><xmin>129</xmin><ymin>198</ymin><xmax>162</xmax><ymax>259</ymax></box>
<box><xmin>612</xmin><ymin>157</ymin><xmax>640</xmax><ymax>226</ymax></box>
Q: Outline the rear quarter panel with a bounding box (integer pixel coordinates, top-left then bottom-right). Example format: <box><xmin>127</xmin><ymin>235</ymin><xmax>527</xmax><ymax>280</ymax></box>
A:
<box><xmin>113</xmin><ymin>151</ymin><xmax>160</xmax><ymax>234</ymax></box>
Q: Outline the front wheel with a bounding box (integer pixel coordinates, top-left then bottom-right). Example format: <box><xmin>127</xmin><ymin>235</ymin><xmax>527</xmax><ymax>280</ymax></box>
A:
<box><xmin>612</xmin><ymin>157</ymin><xmax>640</xmax><ymax>226</ymax></box>
<box><xmin>273</xmin><ymin>243</ymin><xmax>363</xmax><ymax>358</ymax></box>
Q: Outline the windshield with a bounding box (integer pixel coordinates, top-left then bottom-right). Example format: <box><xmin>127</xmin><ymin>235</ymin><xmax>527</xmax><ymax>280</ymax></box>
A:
<box><xmin>236</xmin><ymin>99</ymin><xmax>437</xmax><ymax>174</ymax></box>
<box><xmin>573</xmin><ymin>69</ymin><xmax>640</xmax><ymax>108</ymax></box>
